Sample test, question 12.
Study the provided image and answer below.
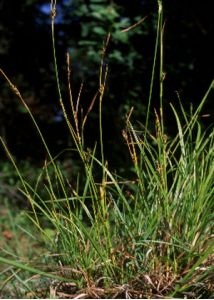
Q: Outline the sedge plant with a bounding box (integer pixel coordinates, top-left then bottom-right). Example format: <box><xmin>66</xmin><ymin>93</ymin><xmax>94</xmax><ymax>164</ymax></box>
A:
<box><xmin>0</xmin><ymin>0</ymin><xmax>213</xmax><ymax>298</ymax></box>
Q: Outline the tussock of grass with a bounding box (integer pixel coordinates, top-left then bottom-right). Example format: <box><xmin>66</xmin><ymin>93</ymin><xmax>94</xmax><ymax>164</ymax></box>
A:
<box><xmin>0</xmin><ymin>0</ymin><xmax>213</xmax><ymax>298</ymax></box>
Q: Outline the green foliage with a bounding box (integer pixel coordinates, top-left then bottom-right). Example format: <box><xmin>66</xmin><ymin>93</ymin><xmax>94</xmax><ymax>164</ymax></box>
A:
<box><xmin>0</xmin><ymin>0</ymin><xmax>213</xmax><ymax>298</ymax></box>
<box><xmin>74</xmin><ymin>0</ymin><xmax>145</xmax><ymax>67</ymax></box>
<box><xmin>1</xmin><ymin>81</ymin><xmax>213</xmax><ymax>297</ymax></box>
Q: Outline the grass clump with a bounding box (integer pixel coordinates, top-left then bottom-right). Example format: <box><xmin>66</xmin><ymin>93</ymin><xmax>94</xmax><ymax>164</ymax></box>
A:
<box><xmin>0</xmin><ymin>0</ymin><xmax>213</xmax><ymax>298</ymax></box>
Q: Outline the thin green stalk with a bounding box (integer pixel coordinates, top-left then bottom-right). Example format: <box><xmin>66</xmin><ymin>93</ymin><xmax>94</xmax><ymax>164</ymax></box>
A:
<box><xmin>145</xmin><ymin>0</ymin><xmax>162</xmax><ymax>135</ymax></box>
<box><xmin>158</xmin><ymin>0</ymin><xmax>164</xmax><ymax>130</ymax></box>
<box><xmin>99</xmin><ymin>35</ymin><xmax>109</xmax><ymax>168</ymax></box>
<box><xmin>51</xmin><ymin>0</ymin><xmax>62</xmax><ymax>104</ymax></box>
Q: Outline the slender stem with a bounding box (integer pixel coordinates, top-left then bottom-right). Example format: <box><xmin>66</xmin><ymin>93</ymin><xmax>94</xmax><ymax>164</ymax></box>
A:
<box><xmin>159</xmin><ymin>0</ymin><xmax>164</xmax><ymax>131</ymax></box>
<box><xmin>145</xmin><ymin>1</ymin><xmax>162</xmax><ymax>136</ymax></box>
<box><xmin>99</xmin><ymin>35</ymin><xmax>110</xmax><ymax>168</ymax></box>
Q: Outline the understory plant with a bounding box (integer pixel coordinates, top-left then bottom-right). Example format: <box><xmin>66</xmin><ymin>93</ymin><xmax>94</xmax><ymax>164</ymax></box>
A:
<box><xmin>0</xmin><ymin>0</ymin><xmax>213</xmax><ymax>298</ymax></box>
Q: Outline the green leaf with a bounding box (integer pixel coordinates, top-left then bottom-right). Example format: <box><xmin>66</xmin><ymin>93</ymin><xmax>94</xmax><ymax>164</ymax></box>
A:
<box><xmin>92</xmin><ymin>26</ymin><xmax>106</xmax><ymax>36</ymax></box>
<box><xmin>0</xmin><ymin>256</ymin><xmax>73</xmax><ymax>282</ymax></box>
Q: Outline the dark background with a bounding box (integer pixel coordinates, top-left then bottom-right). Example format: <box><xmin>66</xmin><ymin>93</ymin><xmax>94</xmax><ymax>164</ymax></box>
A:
<box><xmin>0</xmin><ymin>0</ymin><xmax>213</xmax><ymax>167</ymax></box>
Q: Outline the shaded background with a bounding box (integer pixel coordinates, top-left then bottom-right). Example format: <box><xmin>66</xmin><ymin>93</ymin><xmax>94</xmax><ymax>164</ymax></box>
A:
<box><xmin>0</xmin><ymin>0</ymin><xmax>213</xmax><ymax>167</ymax></box>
